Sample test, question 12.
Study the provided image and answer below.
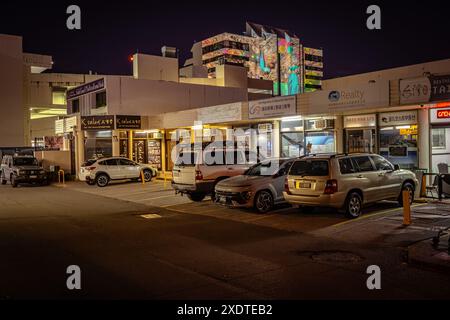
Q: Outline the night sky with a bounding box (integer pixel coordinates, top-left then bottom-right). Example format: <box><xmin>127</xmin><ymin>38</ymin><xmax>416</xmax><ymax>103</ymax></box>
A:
<box><xmin>1</xmin><ymin>0</ymin><xmax>450</xmax><ymax>79</ymax></box>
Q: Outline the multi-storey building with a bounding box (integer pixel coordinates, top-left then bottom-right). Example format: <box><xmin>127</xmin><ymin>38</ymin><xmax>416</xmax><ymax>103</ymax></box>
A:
<box><xmin>192</xmin><ymin>22</ymin><xmax>323</xmax><ymax>96</ymax></box>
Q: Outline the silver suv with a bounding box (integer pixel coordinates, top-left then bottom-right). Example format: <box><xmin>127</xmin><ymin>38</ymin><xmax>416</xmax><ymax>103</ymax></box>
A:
<box><xmin>172</xmin><ymin>147</ymin><xmax>260</xmax><ymax>202</ymax></box>
<box><xmin>1</xmin><ymin>155</ymin><xmax>47</xmax><ymax>187</ymax></box>
<box><xmin>284</xmin><ymin>153</ymin><xmax>419</xmax><ymax>218</ymax></box>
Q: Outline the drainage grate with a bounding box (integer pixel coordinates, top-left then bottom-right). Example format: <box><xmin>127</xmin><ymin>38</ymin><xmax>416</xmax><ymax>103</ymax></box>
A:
<box><xmin>297</xmin><ymin>250</ymin><xmax>365</xmax><ymax>263</ymax></box>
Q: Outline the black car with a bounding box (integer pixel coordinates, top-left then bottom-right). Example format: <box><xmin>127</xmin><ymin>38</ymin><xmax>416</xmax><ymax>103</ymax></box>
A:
<box><xmin>1</xmin><ymin>155</ymin><xmax>48</xmax><ymax>187</ymax></box>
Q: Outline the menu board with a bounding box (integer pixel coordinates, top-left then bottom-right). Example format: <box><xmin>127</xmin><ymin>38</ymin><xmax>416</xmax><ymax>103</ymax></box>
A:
<box><xmin>148</xmin><ymin>140</ymin><xmax>162</xmax><ymax>170</ymax></box>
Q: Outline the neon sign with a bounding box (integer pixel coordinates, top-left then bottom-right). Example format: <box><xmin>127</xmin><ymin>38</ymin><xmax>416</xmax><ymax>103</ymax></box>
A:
<box><xmin>437</xmin><ymin>109</ymin><xmax>450</xmax><ymax>119</ymax></box>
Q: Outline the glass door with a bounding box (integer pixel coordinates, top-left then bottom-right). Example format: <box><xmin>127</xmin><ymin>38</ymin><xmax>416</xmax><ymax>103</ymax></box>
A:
<box><xmin>346</xmin><ymin>129</ymin><xmax>376</xmax><ymax>154</ymax></box>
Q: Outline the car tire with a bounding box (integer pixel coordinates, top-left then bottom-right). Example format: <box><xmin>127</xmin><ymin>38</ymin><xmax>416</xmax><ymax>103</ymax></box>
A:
<box><xmin>398</xmin><ymin>183</ymin><xmax>415</xmax><ymax>207</ymax></box>
<box><xmin>96</xmin><ymin>173</ymin><xmax>110</xmax><ymax>187</ymax></box>
<box><xmin>254</xmin><ymin>190</ymin><xmax>274</xmax><ymax>214</ymax></box>
<box><xmin>345</xmin><ymin>192</ymin><xmax>362</xmax><ymax>218</ymax></box>
<box><xmin>11</xmin><ymin>175</ymin><xmax>18</xmax><ymax>188</ymax></box>
<box><xmin>143</xmin><ymin>169</ymin><xmax>152</xmax><ymax>182</ymax></box>
<box><xmin>187</xmin><ymin>193</ymin><xmax>206</xmax><ymax>202</ymax></box>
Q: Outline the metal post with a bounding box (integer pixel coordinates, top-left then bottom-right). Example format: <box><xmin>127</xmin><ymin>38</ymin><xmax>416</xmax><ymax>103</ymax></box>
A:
<box><xmin>438</xmin><ymin>174</ymin><xmax>443</xmax><ymax>201</ymax></box>
<box><xmin>141</xmin><ymin>170</ymin><xmax>145</xmax><ymax>185</ymax></box>
<box><xmin>402</xmin><ymin>190</ymin><xmax>411</xmax><ymax>226</ymax></box>
<box><xmin>420</xmin><ymin>174</ymin><xmax>427</xmax><ymax>198</ymax></box>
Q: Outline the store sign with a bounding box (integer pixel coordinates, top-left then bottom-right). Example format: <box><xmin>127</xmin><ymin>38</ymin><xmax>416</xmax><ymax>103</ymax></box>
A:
<box><xmin>378</xmin><ymin>110</ymin><xmax>417</xmax><ymax>126</ymax></box>
<box><xmin>437</xmin><ymin>109</ymin><xmax>450</xmax><ymax>119</ymax></box>
<box><xmin>309</xmin><ymin>81</ymin><xmax>389</xmax><ymax>111</ymax></box>
<box><xmin>249</xmin><ymin>96</ymin><xmax>296</xmax><ymax>119</ymax></box>
<box><xmin>430</xmin><ymin>108</ymin><xmax>450</xmax><ymax>124</ymax></box>
<box><xmin>116</xmin><ymin>115</ymin><xmax>141</xmax><ymax>129</ymax></box>
<box><xmin>197</xmin><ymin>102</ymin><xmax>242</xmax><ymax>124</ymax></box>
<box><xmin>344</xmin><ymin>114</ymin><xmax>376</xmax><ymax>128</ymax></box>
<box><xmin>258</xmin><ymin>123</ymin><xmax>273</xmax><ymax>133</ymax></box>
<box><xmin>400</xmin><ymin>74</ymin><xmax>450</xmax><ymax>105</ymax></box>
<box><xmin>67</xmin><ymin>78</ymin><xmax>105</xmax><ymax>100</ymax></box>
<box><xmin>81</xmin><ymin>115</ymin><xmax>114</xmax><ymax>130</ymax></box>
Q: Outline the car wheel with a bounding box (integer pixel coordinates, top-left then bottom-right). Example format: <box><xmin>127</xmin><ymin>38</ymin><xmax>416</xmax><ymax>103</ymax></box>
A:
<box><xmin>254</xmin><ymin>190</ymin><xmax>274</xmax><ymax>214</ymax></box>
<box><xmin>345</xmin><ymin>192</ymin><xmax>362</xmax><ymax>218</ymax></box>
<box><xmin>11</xmin><ymin>175</ymin><xmax>18</xmax><ymax>188</ymax></box>
<box><xmin>143</xmin><ymin>169</ymin><xmax>152</xmax><ymax>182</ymax></box>
<box><xmin>96</xmin><ymin>174</ymin><xmax>110</xmax><ymax>187</ymax></box>
<box><xmin>187</xmin><ymin>193</ymin><xmax>206</xmax><ymax>202</ymax></box>
<box><xmin>398</xmin><ymin>183</ymin><xmax>414</xmax><ymax>206</ymax></box>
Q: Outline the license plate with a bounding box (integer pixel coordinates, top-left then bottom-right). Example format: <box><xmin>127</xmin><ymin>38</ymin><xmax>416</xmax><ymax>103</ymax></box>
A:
<box><xmin>30</xmin><ymin>175</ymin><xmax>37</xmax><ymax>179</ymax></box>
<box><xmin>296</xmin><ymin>181</ymin><xmax>311</xmax><ymax>189</ymax></box>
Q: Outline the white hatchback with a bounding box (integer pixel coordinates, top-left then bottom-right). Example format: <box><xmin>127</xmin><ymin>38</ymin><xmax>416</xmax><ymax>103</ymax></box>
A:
<box><xmin>80</xmin><ymin>157</ymin><xmax>158</xmax><ymax>187</ymax></box>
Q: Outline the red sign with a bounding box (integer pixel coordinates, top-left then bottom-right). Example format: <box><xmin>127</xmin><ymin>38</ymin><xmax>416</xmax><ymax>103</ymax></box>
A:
<box><xmin>437</xmin><ymin>109</ymin><xmax>450</xmax><ymax>119</ymax></box>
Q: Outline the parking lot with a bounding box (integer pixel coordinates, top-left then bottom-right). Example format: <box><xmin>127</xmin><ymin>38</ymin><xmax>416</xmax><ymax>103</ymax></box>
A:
<box><xmin>56</xmin><ymin>179</ymin><xmax>409</xmax><ymax>233</ymax></box>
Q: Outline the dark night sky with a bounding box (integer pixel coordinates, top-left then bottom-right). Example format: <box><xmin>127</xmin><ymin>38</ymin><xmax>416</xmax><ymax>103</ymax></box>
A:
<box><xmin>1</xmin><ymin>0</ymin><xmax>450</xmax><ymax>79</ymax></box>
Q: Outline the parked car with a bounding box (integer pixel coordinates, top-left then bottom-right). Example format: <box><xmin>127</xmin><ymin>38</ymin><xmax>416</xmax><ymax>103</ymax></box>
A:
<box><xmin>172</xmin><ymin>147</ymin><xmax>261</xmax><ymax>202</ymax></box>
<box><xmin>79</xmin><ymin>157</ymin><xmax>158</xmax><ymax>187</ymax></box>
<box><xmin>283</xmin><ymin>153</ymin><xmax>419</xmax><ymax>218</ymax></box>
<box><xmin>1</xmin><ymin>155</ymin><xmax>47</xmax><ymax>187</ymax></box>
<box><xmin>214</xmin><ymin>158</ymin><xmax>295</xmax><ymax>213</ymax></box>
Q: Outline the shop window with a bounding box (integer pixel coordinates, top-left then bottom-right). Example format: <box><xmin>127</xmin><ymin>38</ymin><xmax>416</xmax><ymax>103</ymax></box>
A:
<box><xmin>52</xmin><ymin>90</ymin><xmax>66</xmax><ymax>105</ymax></box>
<box><xmin>432</xmin><ymin>129</ymin><xmax>446</xmax><ymax>149</ymax></box>
<box><xmin>281</xmin><ymin>132</ymin><xmax>304</xmax><ymax>158</ymax></box>
<box><xmin>95</xmin><ymin>91</ymin><xmax>107</xmax><ymax>108</ymax></box>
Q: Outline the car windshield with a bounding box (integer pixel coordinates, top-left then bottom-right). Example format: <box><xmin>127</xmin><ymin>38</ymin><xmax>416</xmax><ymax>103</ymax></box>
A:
<box><xmin>245</xmin><ymin>159</ymin><xmax>287</xmax><ymax>176</ymax></box>
<box><xmin>13</xmin><ymin>157</ymin><xmax>38</xmax><ymax>166</ymax></box>
<box><xmin>289</xmin><ymin>159</ymin><xmax>329</xmax><ymax>176</ymax></box>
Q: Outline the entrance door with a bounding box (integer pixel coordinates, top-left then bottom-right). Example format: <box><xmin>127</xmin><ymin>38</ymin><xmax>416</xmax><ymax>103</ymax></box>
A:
<box><xmin>346</xmin><ymin>129</ymin><xmax>376</xmax><ymax>154</ymax></box>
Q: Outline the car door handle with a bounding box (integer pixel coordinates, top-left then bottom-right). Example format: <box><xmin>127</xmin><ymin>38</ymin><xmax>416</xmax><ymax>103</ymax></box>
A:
<box><xmin>227</xmin><ymin>167</ymin><xmax>233</xmax><ymax>170</ymax></box>
<box><xmin>356</xmin><ymin>174</ymin><xmax>364</xmax><ymax>178</ymax></box>
<box><xmin>378</xmin><ymin>173</ymin><xmax>385</xmax><ymax>177</ymax></box>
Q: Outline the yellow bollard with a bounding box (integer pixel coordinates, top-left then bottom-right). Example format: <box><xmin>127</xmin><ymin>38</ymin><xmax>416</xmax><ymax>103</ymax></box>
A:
<box><xmin>420</xmin><ymin>174</ymin><xmax>426</xmax><ymax>198</ymax></box>
<box><xmin>58</xmin><ymin>169</ymin><xmax>65</xmax><ymax>185</ymax></box>
<box><xmin>402</xmin><ymin>190</ymin><xmax>411</xmax><ymax>226</ymax></box>
<box><xmin>141</xmin><ymin>170</ymin><xmax>145</xmax><ymax>185</ymax></box>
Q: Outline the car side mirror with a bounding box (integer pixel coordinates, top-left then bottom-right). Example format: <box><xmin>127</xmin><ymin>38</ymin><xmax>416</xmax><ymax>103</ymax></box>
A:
<box><xmin>394</xmin><ymin>164</ymin><xmax>400</xmax><ymax>171</ymax></box>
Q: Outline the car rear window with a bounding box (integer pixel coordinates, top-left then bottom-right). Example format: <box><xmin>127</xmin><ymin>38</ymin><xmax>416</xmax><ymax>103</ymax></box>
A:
<box><xmin>82</xmin><ymin>159</ymin><xmax>97</xmax><ymax>167</ymax></box>
<box><xmin>289</xmin><ymin>160</ymin><xmax>329</xmax><ymax>176</ymax></box>
<box><xmin>175</xmin><ymin>152</ymin><xmax>198</xmax><ymax>166</ymax></box>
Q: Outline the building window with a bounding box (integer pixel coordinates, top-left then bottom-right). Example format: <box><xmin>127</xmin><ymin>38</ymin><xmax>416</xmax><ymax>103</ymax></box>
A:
<box><xmin>432</xmin><ymin>128</ymin><xmax>446</xmax><ymax>149</ymax></box>
<box><xmin>52</xmin><ymin>89</ymin><xmax>66</xmax><ymax>105</ymax></box>
<box><xmin>72</xmin><ymin>99</ymin><xmax>80</xmax><ymax>113</ymax></box>
<box><xmin>95</xmin><ymin>91</ymin><xmax>107</xmax><ymax>108</ymax></box>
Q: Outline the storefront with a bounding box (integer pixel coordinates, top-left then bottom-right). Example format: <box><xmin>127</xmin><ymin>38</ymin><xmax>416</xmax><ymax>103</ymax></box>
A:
<box><xmin>304</xmin><ymin>117</ymin><xmax>336</xmax><ymax>154</ymax></box>
<box><xmin>430</xmin><ymin>107</ymin><xmax>450</xmax><ymax>174</ymax></box>
<box><xmin>378</xmin><ymin>110</ymin><xmax>418</xmax><ymax>169</ymax></box>
<box><xmin>343</xmin><ymin>114</ymin><xmax>377</xmax><ymax>154</ymax></box>
<box><xmin>280</xmin><ymin>116</ymin><xmax>304</xmax><ymax>157</ymax></box>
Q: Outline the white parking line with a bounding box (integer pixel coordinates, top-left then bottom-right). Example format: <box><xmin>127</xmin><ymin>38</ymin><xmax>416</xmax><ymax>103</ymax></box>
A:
<box><xmin>135</xmin><ymin>194</ymin><xmax>178</xmax><ymax>202</ymax></box>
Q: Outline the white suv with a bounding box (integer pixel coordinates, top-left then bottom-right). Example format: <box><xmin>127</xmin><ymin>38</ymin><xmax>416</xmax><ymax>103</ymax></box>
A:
<box><xmin>80</xmin><ymin>157</ymin><xmax>158</xmax><ymax>187</ymax></box>
<box><xmin>172</xmin><ymin>147</ymin><xmax>261</xmax><ymax>202</ymax></box>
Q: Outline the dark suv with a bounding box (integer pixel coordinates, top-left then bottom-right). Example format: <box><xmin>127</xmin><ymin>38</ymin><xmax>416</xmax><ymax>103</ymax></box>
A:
<box><xmin>1</xmin><ymin>155</ymin><xmax>47</xmax><ymax>187</ymax></box>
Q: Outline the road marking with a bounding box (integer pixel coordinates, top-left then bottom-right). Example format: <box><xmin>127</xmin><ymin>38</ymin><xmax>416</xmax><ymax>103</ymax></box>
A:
<box><xmin>330</xmin><ymin>204</ymin><xmax>426</xmax><ymax>228</ymax></box>
<box><xmin>140</xmin><ymin>214</ymin><xmax>162</xmax><ymax>219</ymax></box>
<box><xmin>136</xmin><ymin>194</ymin><xmax>179</xmax><ymax>201</ymax></box>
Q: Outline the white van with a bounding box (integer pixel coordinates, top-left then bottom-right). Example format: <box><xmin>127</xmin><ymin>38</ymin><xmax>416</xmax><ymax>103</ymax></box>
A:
<box><xmin>172</xmin><ymin>148</ymin><xmax>260</xmax><ymax>202</ymax></box>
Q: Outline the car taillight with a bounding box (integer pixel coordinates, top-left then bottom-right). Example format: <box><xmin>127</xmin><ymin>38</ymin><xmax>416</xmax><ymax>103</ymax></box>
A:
<box><xmin>324</xmin><ymin>179</ymin><xmax>338</xmax><ymax>195</ymax></box>
<box><xmin>87</xmin><ymin>166</ymin><xmax>96</xmax><ymax>171</ymax></box>
<box><xmin>284</xmin><ymin>178</ymin><xmax>291</xmax><ymax>195</ymax></box>
<box><xmin>195</xmin><ymin>170</ymin><xmax>203</xmax><ymax>181</ymax></box>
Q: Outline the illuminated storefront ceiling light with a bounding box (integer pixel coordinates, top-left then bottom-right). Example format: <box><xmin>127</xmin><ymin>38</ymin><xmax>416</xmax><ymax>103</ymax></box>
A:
<box><xmin>281</xmin><ymin>116</ymin><xmax>302</xmax><ymax>122</ymax></box>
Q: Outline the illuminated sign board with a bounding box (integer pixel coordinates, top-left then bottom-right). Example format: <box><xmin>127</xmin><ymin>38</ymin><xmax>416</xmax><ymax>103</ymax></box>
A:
<box><xmin>67</xmin><ymin>78</ymin><xmax>105</xmax><ymax>100</ymax></box>
<box><xmin>437</xmin><ymin>109</ymin><xmax>450</xmax><ymax>119</ymax></box>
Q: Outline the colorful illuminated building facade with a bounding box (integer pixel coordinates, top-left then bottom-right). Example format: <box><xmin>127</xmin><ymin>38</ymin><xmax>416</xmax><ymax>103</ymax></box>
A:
<box><xmin>197</xmin><ymin>22</ymin><xmax>323</xmax><ymax>96</ymax></box>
